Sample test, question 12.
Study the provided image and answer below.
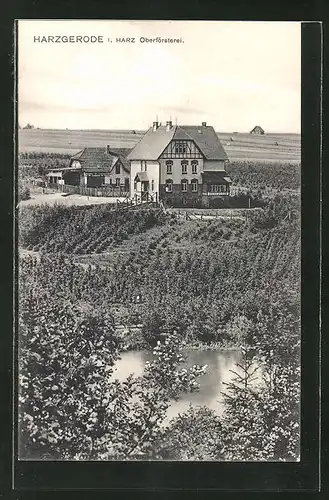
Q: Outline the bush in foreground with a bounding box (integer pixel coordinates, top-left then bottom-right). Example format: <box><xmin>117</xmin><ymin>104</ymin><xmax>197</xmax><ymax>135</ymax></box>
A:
<box><xmin>19</xmin><ymin>286</ymin><xmax>207</xmax><ymax>460</ymax></box>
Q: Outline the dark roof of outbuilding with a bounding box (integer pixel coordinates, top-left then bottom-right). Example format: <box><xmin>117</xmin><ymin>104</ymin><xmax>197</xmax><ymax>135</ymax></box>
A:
<box><xmin>70</xmin><ymin>147</ymin><xmax>131</xmax><ymax>173</ymax></box>
<box><xmin>127</xmin><ymin>124</ymin><xmax>228</xmax><ymax>161</ymax></box>
<box><xmin>202</xmin><ymin>172</ymin><xmax>232</xmax><ymax>183</ymax></box>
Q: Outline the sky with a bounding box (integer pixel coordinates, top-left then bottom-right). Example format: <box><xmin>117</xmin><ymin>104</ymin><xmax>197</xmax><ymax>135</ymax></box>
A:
<box><xmin>18</xmin><ymin>21</ymin><xmax>301</xmax><ymax>133</ymax></box>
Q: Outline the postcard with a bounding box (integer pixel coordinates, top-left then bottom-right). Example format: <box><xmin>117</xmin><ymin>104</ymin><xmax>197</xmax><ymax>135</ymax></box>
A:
<box><xmin>17</xmin><ymin>20</ymin><xmax>302</xmax><ymax>463</ymax></box>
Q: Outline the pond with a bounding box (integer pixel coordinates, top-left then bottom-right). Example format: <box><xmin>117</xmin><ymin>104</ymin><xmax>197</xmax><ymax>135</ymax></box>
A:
<box><xmin>111</xmin><ymin>349</ymin><xmax>251</xmax><ymax>421</ymax></box>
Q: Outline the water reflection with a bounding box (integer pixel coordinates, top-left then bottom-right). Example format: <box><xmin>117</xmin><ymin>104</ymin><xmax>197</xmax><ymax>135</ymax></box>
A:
<box><xmin>111</xmin><ymin>349</ymin><xmax>244</xmax><ymax>419</ymax></box>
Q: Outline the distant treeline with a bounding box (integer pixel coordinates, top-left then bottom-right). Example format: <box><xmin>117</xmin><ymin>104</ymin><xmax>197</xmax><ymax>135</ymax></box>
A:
<box><xmin>226</xmin><ymin>160</ymin><xmax>300</xmax><ymax>191</ymax></box>
<box><xmin>19</xmin><ymin>152</ymin><xmax>71</xmax><ymax>177</ymax></box>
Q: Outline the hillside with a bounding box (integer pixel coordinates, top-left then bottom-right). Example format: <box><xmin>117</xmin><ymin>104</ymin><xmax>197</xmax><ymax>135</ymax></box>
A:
<box><xmin>18</xmin><ymin>128</ymin><xmax>301</xmax><ymax>162</ymax></box>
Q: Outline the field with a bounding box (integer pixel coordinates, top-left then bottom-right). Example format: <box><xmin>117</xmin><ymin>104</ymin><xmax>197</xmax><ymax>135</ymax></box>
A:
<box><xmin>19</xmin><ymin>128</ymin><xmax>301</xmax><ymax>161</ymax></box>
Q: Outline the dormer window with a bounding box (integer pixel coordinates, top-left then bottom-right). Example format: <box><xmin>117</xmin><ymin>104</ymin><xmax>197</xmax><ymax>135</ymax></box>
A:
<box><xmin>175</xmin><ymin>141</ymin><xmax>188</xmax><ymax>155</ymax></box>
<box><xmin>181</xmin><ymin>160</ymin><xmax>188</xmax><ymax>175</ymax></box>
<box><xmin>115</xmin><ymin>163</ymin><xmax>120</xmax><ymax>175</ymax></box>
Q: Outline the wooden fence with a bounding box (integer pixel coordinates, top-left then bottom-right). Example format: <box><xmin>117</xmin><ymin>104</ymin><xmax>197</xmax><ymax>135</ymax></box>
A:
<box><xmin>116</xmin><ymin>192</ymin><xmax>159</xmax><ymax>210</ymax></box>
<box><xmin>49</xmin><ymin>183</ymin><xmax>129</xmax><ymax>198</ymax></box>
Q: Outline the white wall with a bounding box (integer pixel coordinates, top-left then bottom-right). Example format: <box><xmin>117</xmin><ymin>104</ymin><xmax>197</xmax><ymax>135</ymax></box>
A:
<box><xmin>130</xmin><ymin>160</ymin><xmax>160</xmax><ymax>198</ymax></box>
<box><xmin>147</xmin><ymin>161</ymin><xmax>160</xmax><ymax>198</ymax></box>
<box><xmin>104</xmin><ymin>162</ymin><xmax>129</xmax><ymax>186</ymax></box>
<box><xmin>130</xmin><ymin>161</ymin><xmax>141</xmax><ymax>197</ymax></box>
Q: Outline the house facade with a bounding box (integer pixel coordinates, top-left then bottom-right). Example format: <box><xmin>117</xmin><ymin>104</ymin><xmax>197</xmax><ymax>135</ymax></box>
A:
<box><xmin>47</xmin><ymin>146</ymin><xmax>131</xmax><ymax>190</ymax></box>
<box><xmin>127</xmin><ymin>121</ymin><xmax>231</xmax><ymax>207</ymax></box>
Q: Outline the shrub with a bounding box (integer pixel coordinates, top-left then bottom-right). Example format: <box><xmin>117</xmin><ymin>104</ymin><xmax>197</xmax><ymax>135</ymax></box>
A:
<box><xmin>19</xmin><ymin>185</ymin><xmax>31</xmax><ymax>201</ymax></box>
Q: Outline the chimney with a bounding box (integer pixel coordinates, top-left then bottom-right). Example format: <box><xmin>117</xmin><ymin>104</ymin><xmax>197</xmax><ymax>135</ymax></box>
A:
<box><xmin>166</xmin><ymin>120</ymin><xmax>173</xmax><ymax>131</ymax></box>
<box><xmin>106</xmin><ymin>145</ymin><xmax>110</xmax><ymax>154</ymax></box>
<box><xmin>202</xmin><ymin>121</ymin><xmax>207</xmax><ymax>127</ymax></box>
<box><xmin>153</xmin><ymin>121</ymin><xmax>159</xmax><ymax>132</ymax></box>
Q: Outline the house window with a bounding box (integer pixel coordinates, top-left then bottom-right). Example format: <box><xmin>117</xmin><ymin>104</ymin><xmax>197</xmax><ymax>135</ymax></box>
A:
<box><xmin>116</xmin><ymin>178</ymin><xmax>120</xmax><ymax>186</ymax></box>
<box><xmin>209</xmin><ymin>184</ymin><xmax>226</xmax><ymax>193</ymax></box>
<box><xmin>181</xmin><ymin>179</ymin><xmax>188</xmax><ymax>192</ymax></box>
<box><xmin>109</xmin><ymin>178</ymin><xmax>112</xmax><ymax>185</ymax></box>
<box><xmin>151</xmin><ymin>179</ymin><xmax>154</xmax><ymax>191</ymax></box>
<box><xmin>165</xmin><ymin>179</ymin><xmax>173</xmax><ymax>193</ymax></box>
<box><xmin>191</xmin><ymin>160</ymin><xmax>198</xmax><ymax>174</ymax></box>
<box><xmin>191</xmin><ymin>179</ymin><xmax>198</xmax><ymax>192</ymax></box>
<box><xmin>181</xmin><ymin>160</ymin><xmax>188</xmax><ymax>175</ymax></box>
<box><xmin>115</xmin><ymin>163</ymin><xmax>120</xmax><ymax>175</ymax></box>
<box><xmin>166</xmin><ymin>161</ymin><xmax>173</xmax><ymax>175</ymax></box>
<box><xmin>141</xmin><ymin>160</ymin><xmax>147</xmax><ymax>171</ymax></box>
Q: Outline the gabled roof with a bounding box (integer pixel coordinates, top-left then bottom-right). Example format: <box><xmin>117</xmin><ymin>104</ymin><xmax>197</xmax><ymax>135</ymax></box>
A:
<box><xmin>127</xmin><ymin>124</ymin><xmax>228</xmax><ymax>161</ymax></box>
<box><xmin>107</xmin><ymin>148</ymin><xmax>131</xmax><ymax>171</ymax></box>
<box><xmin>134</xmin><ymin>171</ymin><xmax>149</xmax><ymax>182</ymax></box>
<box><xmin>176</xmin><ymin>126</ymin><xmax>228</xmax><ymax>160</ymax></box>
<box><xmin>250</xmin><ymin>125</ymin><xmax>265</xmax><ymax>133</ymax></box>
<box><xmin>127</xmin><ymin>125</ymin><xmax>175</xmax><ymax>161</ymax></box>
<box><xmin>70</xmin><ymin>147</ymin><xmax>131</xmax><ymax>173</ymax></box>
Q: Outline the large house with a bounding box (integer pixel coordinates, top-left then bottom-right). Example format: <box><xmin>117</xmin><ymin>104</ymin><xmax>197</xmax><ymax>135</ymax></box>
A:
<box><xmin>127</xmin><ymin>120</ymin><xmax>231</xmax><ymax>207</ymax></box>
<box><xmin>47</xmin><ymin>146</ymin><xmax>131</xmax><ymax>190</ymax></box>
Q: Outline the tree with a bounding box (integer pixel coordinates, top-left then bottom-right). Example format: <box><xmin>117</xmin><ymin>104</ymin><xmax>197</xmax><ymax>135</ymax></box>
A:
<box><xmin>219</xmin><ymin>297</ymin><xmax>300</xmax><ymax>462</ymax></box>
<box><xmin>23</xmin><ymin>123</ymin><xmax>35</xmax><ymax>129</ymax></box>
<box><xmin>19</xmin><ymin>294</ymin><xmax>119</xmax><ymax>459</ymax></box>
<box><xmin>19</xmin><ymin>284</ymin><xmax>207</xmax><ymax>460</ymax></box>
<box><xmin>155</xmin><ymin>405</ymin><xmax>223</xmax><ymax>460</ymax></box>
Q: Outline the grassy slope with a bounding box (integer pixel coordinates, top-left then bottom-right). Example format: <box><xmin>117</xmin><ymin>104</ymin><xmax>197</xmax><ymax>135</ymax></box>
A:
<box><xmin>19</xmin><ymin>129</ymin><xmax>301</xmax><ymax>161</ymax></box>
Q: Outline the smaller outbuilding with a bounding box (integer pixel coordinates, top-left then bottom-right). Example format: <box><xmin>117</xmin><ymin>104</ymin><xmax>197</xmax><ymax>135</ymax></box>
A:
<box><xmin>46</xmin><ymin>146</ymin><xmax>131</xmax><ymax>190</ymax></box>
<box><xmin>250</xmin><ymin>125</ymin><xmax>265</xmax><ymax>135</ymax></box>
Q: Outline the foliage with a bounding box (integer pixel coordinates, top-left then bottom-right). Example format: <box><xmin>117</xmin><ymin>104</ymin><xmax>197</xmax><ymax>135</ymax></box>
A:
<box><xmin>19</xmin><ymin>272</ymin><xmax>207</xmax><ymax>460</ymax></box>
<box><xmin>226</xmin><ymin>160</ymin><xmax>300</xmax><ymax>191</ymax></box>
<box><xmin>19</xmin><ymin>205</ymin><xmax>167</xmax><ymax>254</ymax></box>
<box><xmin>18</xmin><ymin>182</ymin><xmax>31</xmax><ymax>201</ymax></box>
<box><xmin>155</xmin><ymin>406</ymin><xmax>223</xmax><ymax>460</ymax></box>
<box><xmin>18</xmin><ymin>174</ymin><xmax>301</xmax><ymax>461</ymax></box>
<box><xmin>19</xmin><ymin>152</ymin><xmax>71</xmax><ymax>178</ymax></box>
<box><xmin>19</xmin><ymin>291</ymin><xmax>119</xmax><ymax>459</ymax></box>
<box><xmin>219</xmin><ymin>290</ymin><xmax>300</xmax><ymax>461</ymax></box>
<box><xmin>19</xmin><ymin>194</ymin><xmax>300</xmax><ymax>352</ymax></box>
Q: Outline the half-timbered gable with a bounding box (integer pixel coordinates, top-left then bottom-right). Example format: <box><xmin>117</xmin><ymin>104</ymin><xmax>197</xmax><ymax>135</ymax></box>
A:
<box><xmin>160</xmin><ymin>140</ymin><xmax>203</xmax><ymax>159</ymax></box>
